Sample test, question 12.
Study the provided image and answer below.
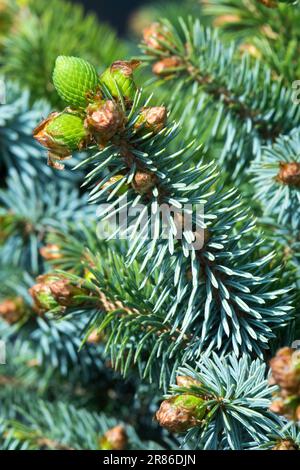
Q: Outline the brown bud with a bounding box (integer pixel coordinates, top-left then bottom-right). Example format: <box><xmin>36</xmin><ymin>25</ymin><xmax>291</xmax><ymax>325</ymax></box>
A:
<box><xmin>152</xmin><ymin>57</ymin><xmax>183</xmax><ymax>77</ymax></box>
<box><xmin>48</xmin><ymin>278</ymin><xmax>76</xmax><ymax>307</ymax></box>
<box><xmin>132</xmin><ymin>171</ymin><xmax>157</xmax><ymax>194</ymax></box>
<box><xmin>0</xmin><ymin>297</ymin><xmax>26</xmax><ymax>324</ymax></box>
<box><xmin>110</xmin><ymin>60</ymin><xmax>141</xmax><ymax>77</ymax></box>
<box><xmin>270</xmin><ymin>347</ymin><xmax>300</xmax><ymax>394</ymax></box>
<box><xmin>272</xmin><ymin>439</ymin><xmax>298</xmax><ymax>451</ymax></box>
<box><xmin>276</xmin><ymin>162</ymin><xmax>300</xmax><ymax>187</ymax></box>
<box><xmin>100</xmin><ymin>425</ymin><xmax>128</xmax><ymax>450</ymax></box>
<box><xmin>135</xmin><ymin>106</ymin><xmax>167</xmax><ymax>134</ymax></box>
<box><xmin>87</xmin><ymin>330</ymin><xmax>103</xmax><ymax>345</ymax></box>
<box><xmin>85</xmin><ymin>100</ymin><xmax>125</xmax><ymax>146</ymax></box>
<box><xmin>39</xmin><ymin>244</ymin><xmax>62</xmax><ymax>261</ymax></box>
<box><xmin>156</xmin><ymin>395</ymin><xmax>205</xmax><ymax>433</ymax></box>
<box><xmin>143</xmin><ymin>22</ymin><xmax>170</xmax><ymax>51</ymax></box>
<box><xmin>29</xmin><ymin>274</ymin><xmax>87</xmax><ymax>314</ymax></box>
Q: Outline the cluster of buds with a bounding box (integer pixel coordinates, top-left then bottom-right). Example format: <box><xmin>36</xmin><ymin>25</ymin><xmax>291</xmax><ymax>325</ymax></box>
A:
<box><xmin>276</xmin><ymin>162</ymin><xmax>300</xmax><ymax>187</ymax></box>
<box><xmin>33</xmin><ymin>55</ymin><xmax>168</xmax><ymax>170</ymax></box>
<box><xmin>99</xmin><ymin>425</ymin><xmax>128</xmax><ymax>450</ymax></box>
<box><xmin>142</xmin><ymin>23</ymin><xmax>183</xmax><ymax>78</ymax></box>
<box><xmin>269</xmin><ymin>347</ymin><xmax>300</xmax><ymax>421</ymax></box>
<box><xmin>0</xmin><ymin>297</ymin><xmax>27</xmax><ymax>324</ymax></box>
<box><xmin>29</xmin><ymin>273</ymin><xmax>89</xmax><ymax>315</ymax></box>
<box><xmin>156</xmin><ymin>376</ymin><xmax>207</xmax><ymax>433</ymax></box>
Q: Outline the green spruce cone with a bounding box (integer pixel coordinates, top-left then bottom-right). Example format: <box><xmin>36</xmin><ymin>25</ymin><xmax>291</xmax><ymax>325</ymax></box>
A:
<box><xmin>45</xmin><ymin>112</ymin><xmax>87</xmax><ymax>151</ymax></box>
<box><xmin>100</xmin><ymin>60</ymin><xmax>140</xmax><ymax>103</ymax></box>
<box><xmin>53</xmin><ymin>56</ymin><xmax>99</xmax><ymax>107</ymax></box>
<box><xmin>34</xmin><ymin>111</ymin><xmax>88</xmax><ymax>158</ymax></box>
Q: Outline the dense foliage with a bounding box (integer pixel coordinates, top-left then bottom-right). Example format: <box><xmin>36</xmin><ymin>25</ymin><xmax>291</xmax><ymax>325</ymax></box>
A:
<box><xmin>0</xmin><ymin>0</ymin><xmax>299</xmax><ymax>451</ymax></box>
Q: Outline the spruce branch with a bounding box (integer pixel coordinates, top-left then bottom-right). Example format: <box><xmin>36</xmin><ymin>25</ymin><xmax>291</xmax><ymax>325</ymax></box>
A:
<box><xmin>32</xmin><ymin>55</ymin><xmax>294</xmax><ymax>363</ymax></box>
<box><xmin>251</xmin><ymin>422</ymin><xmax>300</xmax><ymax>449</ymax></box>
<box><xmin>139</xmin><ymin>18</ymin><xmax>300</xmax><ymax>180</ymax></box>
<box><xmin>30</xmin><ymin>52</ymin><xmax>298</xmax><ymax>449</ymax></box>
<box><xmin>155</xmin><ymin>353</ymin><xmax>282</xmax><ymax>450</ymax></box>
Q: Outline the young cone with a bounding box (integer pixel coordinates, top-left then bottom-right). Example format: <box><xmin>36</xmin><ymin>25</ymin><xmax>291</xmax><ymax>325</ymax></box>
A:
<box><xmin>100</xmin><ymin>60</ymin><xmax>140</xmax><ymax>104</ymax></box>
<box><xmin>53</xmin><ymin>56</ymin><xmax>99</xmax><ymax>108</ymax></box>
<box><xmin>33</xmin><ymin>111</ymin><xmax>89</xmax><ymax>169</ymax></box>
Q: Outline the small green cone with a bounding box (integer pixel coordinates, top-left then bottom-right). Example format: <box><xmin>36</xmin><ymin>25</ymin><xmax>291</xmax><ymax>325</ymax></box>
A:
<box><xmin>100</xmin><ymin>60</ymin><xmax>140</xmax><ymax>104</ymax></box>
<box><xmin>45</xmin><ymin>112</ymin><xmax>87</xmax><ymax>151</ymax></box>
<box><xmin>53</xmin><ymin>56</ymin><xmax>99</xmax><ymax>107</ymax></box>
<box><xmin>34</xmin><ymin>111</ymin><xmax>89</xmax><ymax>165</ymax></box>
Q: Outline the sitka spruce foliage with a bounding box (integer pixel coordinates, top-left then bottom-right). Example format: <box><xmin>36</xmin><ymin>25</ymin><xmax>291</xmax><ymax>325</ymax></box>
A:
<box><xmin>1</xmin><ymin>0</ymin><xmax>300</xmax><ymax>452</ymax></box>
